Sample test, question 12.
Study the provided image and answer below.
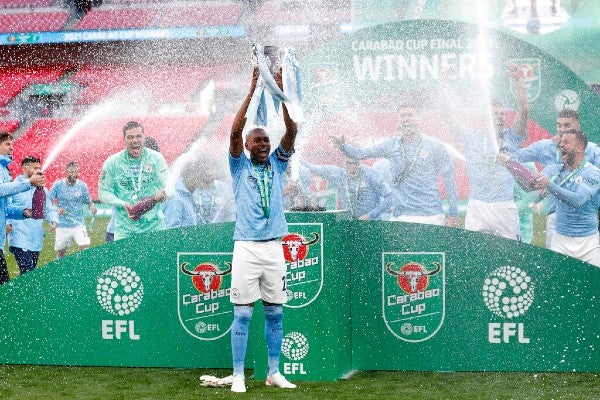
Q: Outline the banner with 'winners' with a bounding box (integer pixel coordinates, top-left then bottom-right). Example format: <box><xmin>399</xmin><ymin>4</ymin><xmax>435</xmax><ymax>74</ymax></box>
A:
<box><xmin>299</xmin><ymin>19</ymin><xmax>600</xmax><ymax>155</ymax></box>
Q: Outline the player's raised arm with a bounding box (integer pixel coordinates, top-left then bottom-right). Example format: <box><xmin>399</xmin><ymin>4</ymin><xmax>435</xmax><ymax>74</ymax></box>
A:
<box><xmin>230</xmin><ymin>68</ymin><xmax>259</xmax><ymax>158</ymax></box>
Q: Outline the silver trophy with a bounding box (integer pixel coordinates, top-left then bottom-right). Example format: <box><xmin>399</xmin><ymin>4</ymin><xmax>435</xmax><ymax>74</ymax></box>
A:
<box><xmin>252</xmin><ymin>45</ymin><xmax>282</xmax><ymax>75</ymax></box>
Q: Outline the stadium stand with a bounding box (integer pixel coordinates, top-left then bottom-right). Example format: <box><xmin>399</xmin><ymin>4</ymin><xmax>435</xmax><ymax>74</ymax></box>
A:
<box><xmin>0</xmin><ymin>0</ymin><xmax>55</xmax><ymax>7</ymax></box>
<box><xmin>152</xmin><ymin>3</ymin><xmax>244</xmax><ymax>27</ymax></box>
<box><xmin>109</xmin><ymin>0</ymin><xmax>185</xmax><ymax>3</ymax></box>
<box><xmin>0</xmin><ymin>9</ymin><xmax>69</xmax><ymax>33</ymax></box>
<box><xmin>73</xmin><ymin>1</ymin><xmax>243</xmax><ymax>30</ymax></box>
<box><xmin>74</xmin><ymin>6</ymin><xmax>158</xmax><ymax>30</ymax></box>
<box><xmin>0</xmin><ymin>119</ymin><xmax>19</xmax><ymax>132</ymax></box>
<box><xmin>247</xmin><ymin>0</ymin><xmax>351</xmax><ymax>25</ymax></box>
<box><xmin>0</xmin><ymin>66</ymin><xmax>67</xmax><ymax>107</ymax></box>
<box><xmin>71</xmin><ymin>63</ymin><xmax>235</xmax><ymax>105</ymax></box>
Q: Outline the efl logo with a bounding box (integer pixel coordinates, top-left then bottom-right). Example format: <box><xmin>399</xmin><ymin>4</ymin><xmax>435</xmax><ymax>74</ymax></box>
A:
<box><xmin>555</xmin><ymin>89</ymin><xmax>580</xmax><ymax>112</ymax></box>
<box><xmin>97</xmin><ymin>266</ymin><xmax>143</xmax><ymax>340</ymax></box>
<box><xmin>281</xmin><ymin>223</ymin><xmax>324</xmax><ymax>308</ymax></box>
<box><xmin>177</xmin><ymin>253</ymin><xmax>233</xmax><ymax>341</ymax></box>
<box><xmin>281</xmin><ymin>331</ymin><xmax>310</xmax><ymax>375</ymax></box>
<box><xmin>482</xmin><ymin>266</ymin><xmax>535</xmax><ymax>344</ymax></box>
<box><xmin>382</xmin><ymin>252</ymin><xmax>445</xmax><ymax>342</ymax></box>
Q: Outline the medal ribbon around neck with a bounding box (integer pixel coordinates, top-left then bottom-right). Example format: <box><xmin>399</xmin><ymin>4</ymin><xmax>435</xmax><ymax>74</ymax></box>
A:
<box><xmin>127</xmin><ymin>152</ymin><xmax>145</xmax><ymax>200</ymax></box>
<box><xmin>552</xmin><ymin>160</ymin><xmax>589</xmax><ymax>187</ymax></box>
<box><xmin>254</xmin><ymin>164</ymin><xmax>272</xmax><ymax>219</ymax></box>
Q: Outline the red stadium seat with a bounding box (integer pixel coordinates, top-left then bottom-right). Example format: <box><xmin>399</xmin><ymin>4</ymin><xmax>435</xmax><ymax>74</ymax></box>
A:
<box><xmin>0</xmin><ymin>10</ymin><xmax>69</xmax><ymax>33</ymax></box>
<box><xmin>0</xmin><ymin>66</ymin><xmax>67</xmax><ymax>106</ymax></box>
<box><xmin>74</xmin><ymin>6</ymin><xmax>158</xmax><ymax>30</ymax></box>
<box><xmin>0</xmin><ymin>119</ymin><xmax>20</xmax><ymax>132</ymax></box>
<box><xmin>71</xmin><ymin>64</ymin><xmax>235</xmax><ymax>105</ymax></box>
<box><xmin>153</xmin><ymin>3</ymin><xmax>244</xmax><ymax>27</ymax></box>
<box><xmin>247</xmin><ymin>0</ymin><xmax>350</xmax><ymax>25</ymax></box>
<box><xmin>0</xmin><ymin>0</ymin><xmax>55</xmax><ymax>7</ymax></box>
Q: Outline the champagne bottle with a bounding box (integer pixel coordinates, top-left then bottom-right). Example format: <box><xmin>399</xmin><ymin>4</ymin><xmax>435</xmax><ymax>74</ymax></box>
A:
<box><xmin>504</xmin><ymin>158</ymin><xmax>538</xmax><ymax>192</ymax></box>
<box><xmin>31</xmin><ymin>186</ymin><xmax>46</xmax><ymax>219</ymax></box>
<box><xmin>128</xmin><ymin>196</ymin><xmax>157</xmax><ymax>221</ymax></box>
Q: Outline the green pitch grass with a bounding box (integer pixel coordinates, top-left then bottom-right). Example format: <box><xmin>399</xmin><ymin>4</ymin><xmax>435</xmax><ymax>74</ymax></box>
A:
<box><xmin>0</xmin><ymin>366</ymin><xmax>597</xmax><ymax>400</ymax></box>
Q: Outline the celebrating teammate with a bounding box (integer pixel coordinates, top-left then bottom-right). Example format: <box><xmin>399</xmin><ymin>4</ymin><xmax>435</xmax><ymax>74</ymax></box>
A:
<box><xmin>443</xmin><ymin>63</ymin><xmax>530</xmax><ymax>240</ymax></box>
<box><xmin>333</xmin><ymin>103</ymin><xmax>459</xmax><ymax>226</ymax></box>
<box><xmin>49</xmin><ymin>162</ymin><xmax>97</xmax><ymax>259</ymax></box>
<box><xmin>532</xmin><ymin>129</ymin><xmax>600</xmax><ymax>266</ymax></box>
<box><xmin>510</xmin><ymin>109</ymin><xmax>600</xmax><ymax>247</ymax></box>
<box><xmin>98</xmin><ymin>121</ymin><xmax>168</xmax><ymax>240</ymax></box>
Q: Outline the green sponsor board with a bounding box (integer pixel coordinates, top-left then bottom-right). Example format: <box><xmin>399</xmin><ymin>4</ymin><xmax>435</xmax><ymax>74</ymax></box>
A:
<box><xmin>0</xmin><ymin>223</ymin><xmax>238</xmax><ymax>368</ymax></box>
<box><xmin>350</xmin><ymin>0</ymin><xmax>600</xmax><ymax>84</ymax></box>
<box><xmin>252</xmin><ymin>212</ymin><xmax>353</xmax><ymax>381</ymax></box>
<box><xmin>0</xmin><ymin>214</ymin><xmax>598</xmax><ymax>377</ymax></box>
<box><xmin>281</xmin><ymin>223</ymin><xmax>324</xmax><ymax>308</ymax></box>
<box><xmin>177</xmin><ymin>252</ymin><xmax>232</xmax><ymax>341</ymax></box>
<box><xmin>351</xmin><ymin>221</ymin><xmax>600</xmax><ymax>372</ymax></box>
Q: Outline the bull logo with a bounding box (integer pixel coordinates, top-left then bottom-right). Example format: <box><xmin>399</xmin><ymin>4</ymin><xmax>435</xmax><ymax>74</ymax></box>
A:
<box><xmin>282</xmin><ymin>232</ymin><xmax>320</xmax><ymax>263</ymax></box>
<box><xmin>385</xmin><ymin>261</ymin><xmax>441</xmax><ymax>294</ymax></box>
<box><xmin>180</xmin><ymin>262</ymin><xmax>232</xmax><ymax>294</ymax></box>
<box><xmin>177</xmin><ymin>253</ymin><xmax>233</xmax><ymax>341</ymax></box>
<box><xmin>382</xmin><ymin>252</ymin><xmax>445</xmax><ymax>343</ymax></box>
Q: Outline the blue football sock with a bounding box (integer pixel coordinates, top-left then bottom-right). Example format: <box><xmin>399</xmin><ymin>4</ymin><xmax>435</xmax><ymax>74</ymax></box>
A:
<box><xmin>264</xmin><ymin>304</ymin><xmax>283</xmax><ymax>375</ymax></box>
<box><xmin>231</xmin><ymin>305</ymin><xmax>253</xmax><ymax>376</ymax></box>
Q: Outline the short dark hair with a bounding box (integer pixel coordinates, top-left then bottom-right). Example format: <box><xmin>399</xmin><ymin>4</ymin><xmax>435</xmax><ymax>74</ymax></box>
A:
<box><xmin>0</xmin><ymin>131</ymin><xmax>13</xmax><ymax>144</ymax></box>
<box><xmin>245</xmin><ymin>127</ymin><xmax>268</xmax><ymax>142</ymax></box>
<box><xmin>123</xmin><ymin>120</ymin><xmax>143</xmax><ymax>137</ymax></box>
<box><xmin>563</xmin><ymin>129</ymin><xmax>588</xmax><ymax>149</ymax></box>
<box><xmin>557</xmin><ymin>108</ymin><xmax>579</xmax><ymax>121</ymax></box>
<box><xmin>21</xmin><ymin>156</ymin><xmax>41</xmax><ymax>166</ymax></box>
<box><xmin>66</xmin><ymin>161</ymin><xmax>78</xmax><ymax>169</ymax></box>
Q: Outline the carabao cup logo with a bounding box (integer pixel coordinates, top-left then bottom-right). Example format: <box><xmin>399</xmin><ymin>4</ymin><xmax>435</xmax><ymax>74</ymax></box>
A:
<box><xmin>281</xmin><ymin>223</ymin><xmax>324</xmax><ymax>308</ymax></box>
<box><xmin>97</xmin><ymin>266</ymin><xmax>144</xmax><ymax>316</ymax></box>
<box><xmin>509</xmin><ymin>58</ymin><xmax>541</xmax><ymax>102</ymax></box>
<box><xmin>382</xmin><ymin>252</ymin><xmax>445</xmax><ymax>342</ymax></box>
<box><xmin>177</xmin><ymin>253</ymin><xmax>233</xmax><ymax>340</ymax></box>
<box><xmin>483</xmin><ymin>266</ymin><xmax>535</xmax><ymax>319</ymax></box>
